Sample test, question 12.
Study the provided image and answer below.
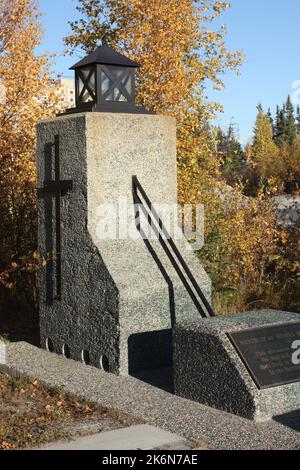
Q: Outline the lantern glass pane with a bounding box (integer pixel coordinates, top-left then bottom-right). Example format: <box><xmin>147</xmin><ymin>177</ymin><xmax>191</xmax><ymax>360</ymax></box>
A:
<box><xmin>82</xmin><ymin>89</ymin><xmax>93</xmax><ymax>103</ymax></box>
<box><xmin>78</xmin><ymin>67</ymin><xmax>96</xmax><ymax>103</ymax></box>
<box><xmin>101</xmin><ymin>66</ymin><xmax>132</xmax><ymax>102</ymax></box>
<box><xmin>78</xmin><ymin>77</ymin><xmax>84</xmax><ymax>95</ymax></box>
<box><xmin>88</xmin><ymin>71</ymin><xmax>96</xmax><ymax>93</ymax></box>
<box><xmin>101</xmin><ymin>71</ymin><xmax>113</xmax><ymax>97</ymax></box>
<box><xmin>81</xmin><ymin>69</ymin><xmax>90</xmax><ymax>79</ymax></box>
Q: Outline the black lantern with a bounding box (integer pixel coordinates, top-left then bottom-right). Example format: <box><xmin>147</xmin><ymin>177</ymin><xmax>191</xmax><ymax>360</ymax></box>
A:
<box><xmin>63</xmin><ymin>44</ymin><xmax>153</xmax><ymax>115</ymax></box>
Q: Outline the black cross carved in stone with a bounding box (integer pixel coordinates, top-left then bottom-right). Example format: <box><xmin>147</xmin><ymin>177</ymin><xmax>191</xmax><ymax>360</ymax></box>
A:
<box><xmin>38</xmin><ymin>135</ymin><xmax>73</xmax><ymax>301</ymax></box>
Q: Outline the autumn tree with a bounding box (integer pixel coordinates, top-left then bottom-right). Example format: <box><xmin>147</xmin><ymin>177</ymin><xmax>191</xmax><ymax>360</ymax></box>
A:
<box><xmin>65</xmin><ymin>0</ymin><xmax>243</xmax><ymax>202</ymax></box>
<box><xmin>256</xmin><ymin>99</ymin><xmax>300</xmax><ymax>194</ymax></box>
<box><xmin>0</xmin><ymin>0</ymin><xmax>58</xmax><ymax>302</ymax></box>
<box><xmin>278</xmin><ymin>136</ymin><xmax>300</xmax><ymax>192</ymax></box>
<box><xmin>247</xmin><ymin>108</ymin><xmax>279</xmax><ymax>186</ymax></box>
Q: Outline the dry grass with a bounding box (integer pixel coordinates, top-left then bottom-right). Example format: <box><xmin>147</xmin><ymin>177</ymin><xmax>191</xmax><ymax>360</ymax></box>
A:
<box><xmin>0</xmin><ymin>371</ymin><xmax>141</xmax><ymax>450</ymax></box>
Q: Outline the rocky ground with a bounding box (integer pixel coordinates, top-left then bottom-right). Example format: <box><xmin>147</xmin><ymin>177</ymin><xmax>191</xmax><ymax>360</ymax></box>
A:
<box><xmin>272</xmin><ymin>195</ymin><xmax>300</xmax><ymax>226</ymax></box>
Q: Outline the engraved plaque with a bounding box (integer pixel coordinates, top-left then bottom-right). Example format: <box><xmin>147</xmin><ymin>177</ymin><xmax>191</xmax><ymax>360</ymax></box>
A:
<box><xmin>228</xmin><ymin>322</ymin><xmax>300</xmax><ymax>389</ymax></box>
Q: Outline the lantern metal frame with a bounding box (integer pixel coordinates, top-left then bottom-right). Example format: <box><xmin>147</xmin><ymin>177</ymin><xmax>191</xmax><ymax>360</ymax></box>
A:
<box><xmin>60</xmin><ymin>45</ymin><xmax>154</xmax><ymax>116</ymax></box>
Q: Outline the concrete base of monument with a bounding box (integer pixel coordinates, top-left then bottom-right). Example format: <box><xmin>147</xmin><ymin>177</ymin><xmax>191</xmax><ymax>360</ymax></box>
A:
<box><xmin>37</xmin><ymin>112</ymin><xmax>212</xmax><ymax>377</ymax></box>
<box><xmin>173</xmin><ymin>310</ymin><xmax>300</xmax><ymax>422</ymax></box>
<box><xmin>3</xmin><ymin>340</ymin><xmax>300</xmax><ymax>450</ymax></box>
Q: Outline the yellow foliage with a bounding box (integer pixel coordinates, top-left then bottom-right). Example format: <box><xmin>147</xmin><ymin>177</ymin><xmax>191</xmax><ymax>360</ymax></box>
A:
<box><xmin>0</xmin><ymin>0</ymin><xmax>58</xmax><ymax>296</ymax></box>
<box><xmin>249</xmin><ymin>111</ymin><xmax>279</xmax><ymax>177</ymax></box>
<box><xmin>277</xmin><ymin>136</ymin><xmax>300</xmax><ymax>191</ymax></box>
<box><xmin>245</xmin><ymin>111</ymin><xmax>300</xmax><ymax>195</ymax></box>
<box><xmin>65</xmin><ymin>0</ymin><xmax>243</xmax><ymax>191</ymax></box>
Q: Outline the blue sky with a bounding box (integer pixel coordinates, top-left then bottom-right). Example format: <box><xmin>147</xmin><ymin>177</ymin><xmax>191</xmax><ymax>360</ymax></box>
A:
<box><xmin>37</xmin><ymin>0</ymin><xmax>300</xmax><ymax>144</ymax></box>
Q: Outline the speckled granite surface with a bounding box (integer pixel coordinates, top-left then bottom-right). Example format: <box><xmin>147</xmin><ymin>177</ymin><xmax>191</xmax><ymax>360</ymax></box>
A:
<box><xmin>174</xmin><ymin>310</ymin><xmax>300</xmax><ymax>421</ymax></box>
<box><xmin>36</xmin><ymin>113</ymin><xmax>211</xmax><ymax>376</ymax></box>
<box><xmin>2</xmin><ymin>340</ymin><xmax>300</xmax><ymax>450</ymax></box>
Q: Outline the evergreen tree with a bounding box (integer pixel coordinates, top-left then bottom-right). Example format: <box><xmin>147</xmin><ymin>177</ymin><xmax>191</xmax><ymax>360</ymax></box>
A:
<box><xmin>274</xmin><ymin>106</ymin><xmax>280</xmax><ymax>142</ymax></box>
<box><xmin>296</xmin><ymin>106</ymin><xmax>300</xmax><ymax>135</ymax></box>
<box><xmin>285</xmin><ymin>95</ymin><xmax>296</xmax><ymax>144</ymax></box>
<box><xmin>274</xmin><ymin>105</ymin><xmax>286</xmax><ymax>144</ymax></box>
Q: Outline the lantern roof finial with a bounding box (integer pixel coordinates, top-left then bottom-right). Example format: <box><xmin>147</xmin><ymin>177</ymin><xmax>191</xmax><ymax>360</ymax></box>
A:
<box><xmin>70</xmin><ymin>45</ymin><xmax>140</xmax><ymax>70</ymax></box>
